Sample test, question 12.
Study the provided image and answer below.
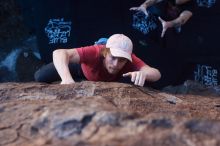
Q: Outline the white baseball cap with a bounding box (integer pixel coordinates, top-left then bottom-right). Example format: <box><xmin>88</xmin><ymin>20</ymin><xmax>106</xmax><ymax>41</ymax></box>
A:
<box><xmin>106</xmin><ymin>34</ymin><xmax>133</xmax><ymax>62</ymax></box>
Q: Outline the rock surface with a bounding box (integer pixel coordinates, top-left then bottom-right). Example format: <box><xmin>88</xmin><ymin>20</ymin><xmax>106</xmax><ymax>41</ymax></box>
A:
<box><xmin>0</xmin><ymin>81</ymin><xmax>220</xmax><ymax>146</ymax></box>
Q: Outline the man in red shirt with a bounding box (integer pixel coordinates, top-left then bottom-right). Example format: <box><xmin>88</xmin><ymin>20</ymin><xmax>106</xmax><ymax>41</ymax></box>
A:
<box><xmin>35</xmin><ymin>34</ymin><xmax>161</xmax><ymax>87</ymax></box>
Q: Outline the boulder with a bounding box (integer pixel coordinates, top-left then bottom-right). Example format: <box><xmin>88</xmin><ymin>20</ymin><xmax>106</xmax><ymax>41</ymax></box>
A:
<box><xmin>0</xmin><ymin>81</ymin><xmax>220</xmax><ymax>146</ymax></box>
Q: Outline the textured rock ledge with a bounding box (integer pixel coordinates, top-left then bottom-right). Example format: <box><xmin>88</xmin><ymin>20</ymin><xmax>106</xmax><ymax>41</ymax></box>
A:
<box><xmin>0</xmin><ymin>81</ymin><xmax>220</xmax><ymax>146</ymax></box>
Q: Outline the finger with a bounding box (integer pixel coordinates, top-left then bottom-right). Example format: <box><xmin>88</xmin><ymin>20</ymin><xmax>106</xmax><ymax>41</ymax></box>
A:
<box><xmin>131</xmin><ymin>72</ymin><xmax>137</xmax><ymax>82</ymax></box>
<box><xmin>161</xmin><ymin>30</ymin><xmax>165</xmax><ymax>38</ymax></box>
<box><xmin>134</xmin><ymin>72</ymin><xmax>141</xmax><ymax>85</ymax></box>
<box><xmin>143</xmin><ymin>9</ymin><xmax>148</xmax><ymax>16</ymax></box>
<box><xmin>161</xmin><ymin>26</ymin><xmax>167</xmax><ymax>37</ymax></box>
<box><xmin>141</xmin><ymin>74</ymin><xmax>147</xmax><ymax>86</ymax></box>
<box><xmin>161</xmin><ymin>28</ymin><xmax>167</xmax><ymax>38</ymax></box>
<box><xmin>138</xmin><ymin>73</ymin><xmax>144</xmax><ymax>86</ymax></box>
<box><xmin>129</xmin><ymin>7</ymin><xmax>138</xmax><ymax>11</ymax></box>
<box><xmin>140</xmin><ymin>81</ymin><xmax>144</xmax><ymax>87</ymax></box>
<box><xmin>123</xmin><ymin>72</ymin><xmax>132</xmax><ymax>77</ymax></box>
<box><xmin>158</xmin><ymin>17</ymin><xmax>163</xmax><ymax>22</ymax></box>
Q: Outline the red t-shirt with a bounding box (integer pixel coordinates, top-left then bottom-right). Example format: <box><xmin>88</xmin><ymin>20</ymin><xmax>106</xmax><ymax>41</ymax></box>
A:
<box><xmin>76</xmin><ymin>45</ymin><xmax>147</xmax><ymax>81</ymax></box>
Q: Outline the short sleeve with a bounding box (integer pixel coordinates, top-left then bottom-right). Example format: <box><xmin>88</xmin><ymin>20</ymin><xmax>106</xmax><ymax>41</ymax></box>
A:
<box><xmin>131</xmin><ymin>54</ymin><xmax>148</xmax><ymax>70</ymax></box>
<box><xmin>76</xmin><ymin>45</ymin><xmax>103</xmax><ymax>63</ymax></box>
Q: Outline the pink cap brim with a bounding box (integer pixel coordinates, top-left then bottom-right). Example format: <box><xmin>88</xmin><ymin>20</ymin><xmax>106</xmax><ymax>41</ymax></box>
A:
<box><xmin>110</xmin><ymin>48</ymin><xmax>132</xmax><ymax>62</ymax></box>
